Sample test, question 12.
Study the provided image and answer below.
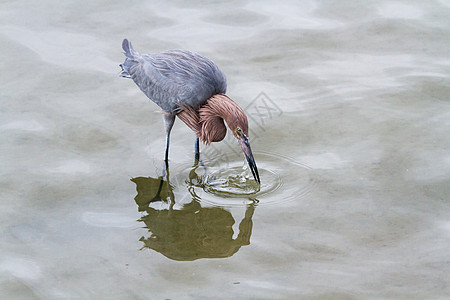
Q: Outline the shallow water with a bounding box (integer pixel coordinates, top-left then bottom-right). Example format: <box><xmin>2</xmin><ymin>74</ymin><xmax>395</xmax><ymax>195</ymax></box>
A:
<box><xmin>1</xmin><ymin>0</ymin><xmax>449</xmax><ymax>298</ymax></box>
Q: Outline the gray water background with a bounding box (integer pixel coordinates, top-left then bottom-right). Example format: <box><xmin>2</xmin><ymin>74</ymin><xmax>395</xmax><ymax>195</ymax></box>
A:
<box><xmin>1</xmin><ymin>0</ymin><xmax>449</xmax><ymax>298</ymax></box>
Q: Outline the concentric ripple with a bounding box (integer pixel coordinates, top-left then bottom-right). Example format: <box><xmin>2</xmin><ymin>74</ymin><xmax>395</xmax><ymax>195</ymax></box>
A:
<box><xmin>176</xmin><ymin>151</ymin><xmax>317</xmax><ymax>207</ymax></box>
<box><xmin>203</xmin><ymin>163</ymin><xmax>279</xmax><ymax>197</ymax></box>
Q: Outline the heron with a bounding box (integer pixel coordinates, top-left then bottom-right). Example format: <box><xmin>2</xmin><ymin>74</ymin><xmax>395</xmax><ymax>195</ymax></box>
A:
<box><xmin>119</xmin><ymin>39</ymin><xmax>260</xmax><ymax>183</ymax></box>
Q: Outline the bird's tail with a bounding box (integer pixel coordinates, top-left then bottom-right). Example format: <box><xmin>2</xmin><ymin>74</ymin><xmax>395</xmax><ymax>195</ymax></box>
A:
<box><xmin>120</xmin><ymin>38</ymin><xmax>139</xmax><ymax>78</ymax></box>
<box><xmin>122</xmin><ymin>39</ymin><xmax>138</xmax><ymax>60</ymax></box>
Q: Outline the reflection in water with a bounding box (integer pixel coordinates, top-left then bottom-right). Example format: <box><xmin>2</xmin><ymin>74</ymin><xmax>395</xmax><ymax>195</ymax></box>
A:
<box><xmin>131</xmin><ymin>167</ymin><xmax>255</xmax><ymax>261</ymax></box>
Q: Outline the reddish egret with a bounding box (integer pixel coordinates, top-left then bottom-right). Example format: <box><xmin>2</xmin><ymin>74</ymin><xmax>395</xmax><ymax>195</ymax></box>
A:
<box><xmin>120</xmin><ymin>39</ymin><xmax>260</xmax><ymax>183</ymax></box>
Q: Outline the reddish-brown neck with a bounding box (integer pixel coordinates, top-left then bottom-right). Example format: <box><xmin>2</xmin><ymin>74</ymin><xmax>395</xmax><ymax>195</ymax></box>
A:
<box><xmin>177</xmin><ymin>94</ymin><xmax>248</xmax><ymax>145</ymax></box>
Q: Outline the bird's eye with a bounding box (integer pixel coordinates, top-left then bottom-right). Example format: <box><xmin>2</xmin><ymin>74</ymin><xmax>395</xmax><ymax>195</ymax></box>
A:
<box><xmin>235</xmin><ymin>127</ymin><xmax>242</xmax><ymax>135</ymax></box>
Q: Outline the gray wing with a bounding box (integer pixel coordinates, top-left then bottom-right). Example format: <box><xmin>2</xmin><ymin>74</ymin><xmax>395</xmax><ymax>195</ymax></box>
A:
<box><xmin>121</xmin><ymin>39</ymin><xmax>227</xmax><ymax>113</ymax></box>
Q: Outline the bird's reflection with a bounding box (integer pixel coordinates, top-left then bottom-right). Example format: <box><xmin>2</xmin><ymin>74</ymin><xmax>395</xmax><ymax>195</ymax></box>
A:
<box><xmin>131</xmin><ymin>165</ymin><xmax>255</xmax><ymax>261</ymax></box>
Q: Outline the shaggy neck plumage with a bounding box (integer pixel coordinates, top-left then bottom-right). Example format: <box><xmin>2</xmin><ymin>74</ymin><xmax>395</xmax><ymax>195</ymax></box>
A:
<box><xmin>177</xmin><ymin>94</ymin><xmax>248</xmax><ymax>145</ymax></box>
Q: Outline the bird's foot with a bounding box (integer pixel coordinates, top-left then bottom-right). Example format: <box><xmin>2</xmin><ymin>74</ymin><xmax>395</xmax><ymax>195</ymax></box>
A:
<box><xmin>193</xmin><ymin>156</ymin><xmax>208</xmax><ymax>178</ymax></box>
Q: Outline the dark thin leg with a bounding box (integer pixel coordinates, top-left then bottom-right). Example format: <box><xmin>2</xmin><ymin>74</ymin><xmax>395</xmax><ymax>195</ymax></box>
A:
<box><xmin>192</xmin><ymin>136</ymin><xmax>207</xmax><ymax>176</ymax></box>
<box><xmin>162</xmin><ymin>114</ymin><xmax>175</xmax><ymax>171</ymax></box>
<box><xmin>194</xmin><ymin>137</ymin><xmax>200</xmax><ymax>161</ymax></box>
<box><xmin>164</xmin><ymin>133</ymin><xmax>170</xmax><ymax>170</ymax></box>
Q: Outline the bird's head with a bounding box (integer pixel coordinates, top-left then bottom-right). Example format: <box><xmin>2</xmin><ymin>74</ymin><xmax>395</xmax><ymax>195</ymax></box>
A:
<box><xmin>229</xmin><ymin>114</ymin><xmax>260</xmax><ymax>184</ymax></box>
<box><xmin>199</xmin><ymin>94</ymin><xmax>260</xmax><ymax>184</ymax></box>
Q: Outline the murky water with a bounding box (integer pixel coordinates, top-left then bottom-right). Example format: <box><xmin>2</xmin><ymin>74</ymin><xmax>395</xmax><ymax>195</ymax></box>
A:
<box><xmin>1</xmin><ymin>0</ymin><xmax>449</xmax><ymax>298</ymax></box>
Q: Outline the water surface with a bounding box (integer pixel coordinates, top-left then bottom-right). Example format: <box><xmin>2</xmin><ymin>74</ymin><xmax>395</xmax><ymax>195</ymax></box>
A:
<box><xmin>1</xmin><ymin>0</ymin><xmax>449</xmax><ymax>298</ymax></box>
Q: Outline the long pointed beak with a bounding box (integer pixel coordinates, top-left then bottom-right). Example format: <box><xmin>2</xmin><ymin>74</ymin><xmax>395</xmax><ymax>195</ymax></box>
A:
<box><xmin>239</xmin><ymin>135</ymin><xmax>260</xmax><ymax>184</ymax></box>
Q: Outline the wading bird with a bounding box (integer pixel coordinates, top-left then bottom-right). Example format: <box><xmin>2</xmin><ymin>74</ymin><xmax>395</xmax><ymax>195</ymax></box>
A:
<box><xmin>120</xmin><ymin>39</ymin><xmax>260</xmax><ymax>183</ymax></box>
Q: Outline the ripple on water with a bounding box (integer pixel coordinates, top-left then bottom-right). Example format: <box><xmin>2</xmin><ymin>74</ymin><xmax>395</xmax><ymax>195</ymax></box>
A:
<box><xmin>204</xmin><ymin>165</ymin><xmax>279</xmax><ymax>197</ymax></box>
<box><xmin>179</xmin><ymin>151</ymin><xmax>316</xmax><ymax>207</ymax></box>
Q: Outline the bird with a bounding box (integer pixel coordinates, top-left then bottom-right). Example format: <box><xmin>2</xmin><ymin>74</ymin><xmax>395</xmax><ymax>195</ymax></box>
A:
<box><xmin>119</xmin><ymin>39</ymin><xmax>260</xmax><ymax>183</ymax></box>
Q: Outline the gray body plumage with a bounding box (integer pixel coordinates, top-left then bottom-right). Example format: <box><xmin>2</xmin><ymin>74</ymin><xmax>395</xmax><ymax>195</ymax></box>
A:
<box><xmin>119</xmin><ymin>39</ymin><xmax>260</xmax><ymax>183</ymax></box>
<box><xmin>120</xmin><ymin>39</ymin><xmax>227</xmax><ymax>113</ymax></box>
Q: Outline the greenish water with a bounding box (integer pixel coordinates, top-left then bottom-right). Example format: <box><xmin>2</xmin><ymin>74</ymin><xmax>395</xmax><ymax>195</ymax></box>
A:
<box><xmin>1</xmin><ymin>0</ymin><xmax>449</xmax><ymax>298</ymax></box>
